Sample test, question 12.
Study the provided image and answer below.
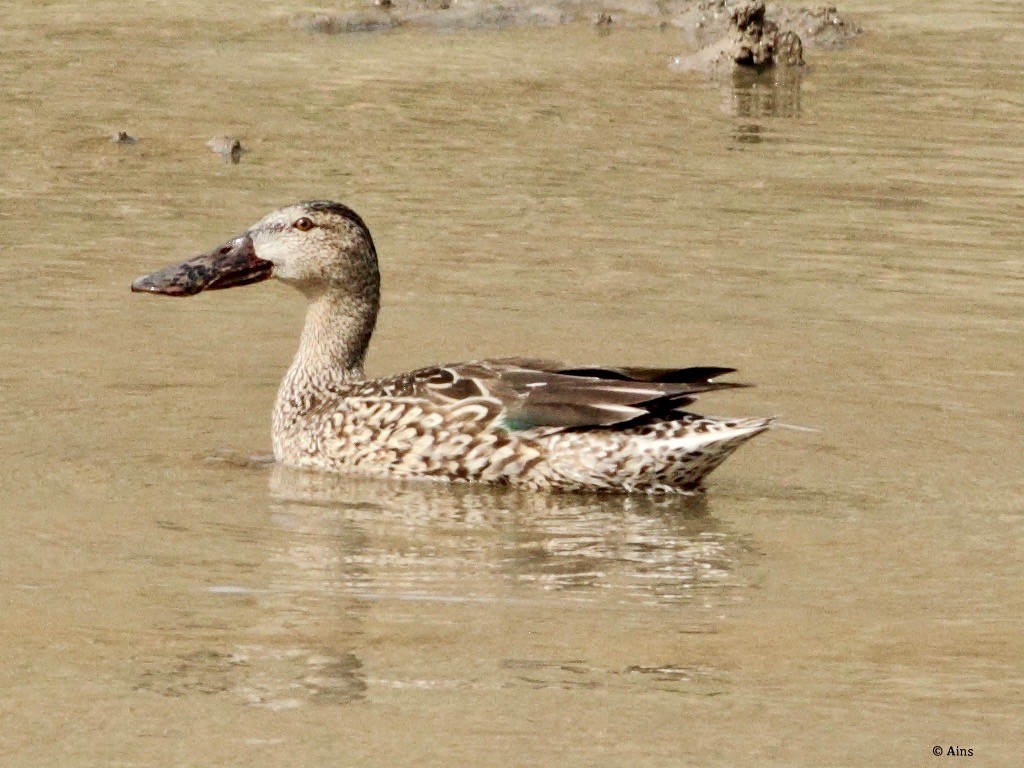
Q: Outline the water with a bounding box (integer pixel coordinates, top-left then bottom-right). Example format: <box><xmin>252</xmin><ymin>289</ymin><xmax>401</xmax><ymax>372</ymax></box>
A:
<box><xmin>1</xmin><ymin>2</ymin><xmax>1022</xmax><ymax>765</ymax></box>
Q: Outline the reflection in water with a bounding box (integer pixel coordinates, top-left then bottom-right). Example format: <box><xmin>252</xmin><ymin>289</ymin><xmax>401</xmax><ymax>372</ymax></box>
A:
<box><xmin>269</xmin><ymin>467</ymin><xmax>752</xmax><ymax>607</ymax></box>
<box><xmin>138</xmin><ymin>606</ymin><xmax>367</xmax><ymax>710</ymax></box>
<box><xmin>500</xmin><ymin>658</ymin><xmax>725</xmax><ymax>694</ymax></box>
<box><xmin>235</xmin><ymin>504</ymin><xmax>369</xmax><ymax>709</ymax></box>
<box><xmin>137</xmin><ymin>471</ymin><xmax>371</xmax><ymax>709</ymax></box>
<box><xmin>726</xmin><ymin>66</ymin><xmax>803</xmax><ymax>118</ymax></box>
<box><xmin>724</xmin><ymin>66</ymin><xmax>802</xmax><ymax>143</ymax></box>
<box><xmin>137</xmin><ymin>467</ymin><xmax>753</xmax><ymax>707</ymax></box>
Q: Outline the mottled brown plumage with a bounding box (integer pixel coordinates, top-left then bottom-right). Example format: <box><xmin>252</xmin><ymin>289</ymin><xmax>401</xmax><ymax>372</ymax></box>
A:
<box><xmin>133</xmin><ymin>201</ymin><xmax>771</xmax><ymax>493</ymax></box>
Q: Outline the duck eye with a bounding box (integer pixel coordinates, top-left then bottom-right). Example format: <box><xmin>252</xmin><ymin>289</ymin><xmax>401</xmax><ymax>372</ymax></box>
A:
<box><xmin>293</xmin><ymin>217</ymin><xmax>314</xmax><ymax>232</ymax></box>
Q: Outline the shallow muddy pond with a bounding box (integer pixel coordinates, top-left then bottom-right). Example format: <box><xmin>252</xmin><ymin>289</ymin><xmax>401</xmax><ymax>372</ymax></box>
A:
<box><xmin>1</xmin><ymin>1</ymin><xmax>1022</xmax><ymax>765</ymax></box>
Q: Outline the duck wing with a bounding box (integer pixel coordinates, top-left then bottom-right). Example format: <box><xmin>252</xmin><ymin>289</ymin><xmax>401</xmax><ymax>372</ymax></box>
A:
<box><xmin>370</xmin><ymin>357</ymin><xmax>747</xmax><ymax>432</ymax></box>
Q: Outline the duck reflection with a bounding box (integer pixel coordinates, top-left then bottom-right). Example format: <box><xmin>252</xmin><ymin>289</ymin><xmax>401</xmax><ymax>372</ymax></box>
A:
<box><xmin>233</xmin><ymin>493</ymin><xmax>370</xmax><ymax>708</ymax></box>
<box><xmin>269</xmin><ymin>466</ymin><xmax>748</xmax><ymax>606</ymax></box>
<box><xmin>138</xmin><ymin>468</ymin><xmax>752</xmax><ymax>707</ymax></box>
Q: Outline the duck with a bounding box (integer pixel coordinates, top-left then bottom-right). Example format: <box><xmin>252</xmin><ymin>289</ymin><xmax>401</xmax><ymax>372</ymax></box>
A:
<box><xmin>132</xmin><ymin>200</ymin><xmax>771</xmax><ymax>493</ymax></box>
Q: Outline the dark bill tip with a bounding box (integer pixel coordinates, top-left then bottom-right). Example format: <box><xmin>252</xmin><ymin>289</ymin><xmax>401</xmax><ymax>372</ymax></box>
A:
<box><xmin>131</xmin><ymin>235</ymin><xmax>272</xmax><ymax>297</ymax></box>
<box><xmin>131</xmin><ymin>271</ymin><xmax>200</xmax><ymax>296</ymax></box>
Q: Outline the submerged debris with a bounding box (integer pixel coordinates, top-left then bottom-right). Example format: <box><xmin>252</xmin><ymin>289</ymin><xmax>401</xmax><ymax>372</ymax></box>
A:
<box><xmin>207</xmin><ymin>136</ymin><xmax>243</xmax><ymax>164</ymax></box>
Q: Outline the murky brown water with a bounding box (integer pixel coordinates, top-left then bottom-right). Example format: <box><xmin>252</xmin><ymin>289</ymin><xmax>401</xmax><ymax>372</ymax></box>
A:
<box><xmin>2</xmin><ymin>1</ymin><xmax>1023</xmax><ymax>765</ymax></box>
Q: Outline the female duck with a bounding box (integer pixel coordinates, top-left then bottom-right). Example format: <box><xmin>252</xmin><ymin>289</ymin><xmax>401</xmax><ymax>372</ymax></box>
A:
<box><xmin>132</xmin><ymin>201</ymin><xmax>770</xmax><ymax>493</ymax></box>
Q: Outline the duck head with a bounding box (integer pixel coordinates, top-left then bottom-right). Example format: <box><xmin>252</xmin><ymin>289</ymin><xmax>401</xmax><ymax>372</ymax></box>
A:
<box><xmin>131</xmin><ymin>201</ymin><xmax>379</xmax><ymax>300</ymax></box>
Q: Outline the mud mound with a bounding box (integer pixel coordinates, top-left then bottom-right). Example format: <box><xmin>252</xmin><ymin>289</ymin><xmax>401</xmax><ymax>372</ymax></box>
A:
<box><xmin>672</xmin><ymin>1</ymin><xmax>812</xmax><ymax>75</ymax></box>
<box><xmin>289</xmin><ymin>0</ymin><xmax>861</xmax><ymax>50</ymax></box>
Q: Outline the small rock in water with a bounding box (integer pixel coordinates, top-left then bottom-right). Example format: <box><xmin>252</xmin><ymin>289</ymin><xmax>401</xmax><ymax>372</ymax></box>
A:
<box><xmin>207</xmin><ymin>136</ymin><xmax>243</xmax><ymax>164</ymax></box>
<box><xmin>111</xmin><ymin>131</ymin><xmax>136</xmax><ymax>145</ymax></box>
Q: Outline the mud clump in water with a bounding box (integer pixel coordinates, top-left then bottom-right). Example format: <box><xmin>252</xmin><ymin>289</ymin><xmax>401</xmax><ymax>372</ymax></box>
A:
<box><xmin>672</xmin><ymin>0</ymin><xmax>859</xmax><ymax>48</ymax></box>
<box><xmin>672</xmin><ymin>1</ymin><xmax>805</xmax><ymax>75</ymax></box>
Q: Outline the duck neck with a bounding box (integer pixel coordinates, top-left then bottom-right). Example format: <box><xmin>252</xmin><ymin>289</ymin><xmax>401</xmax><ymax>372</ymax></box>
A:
<box><xmin>280</xmin><ymin>288</ymin><xmax>379</xmax><ymax>400</ymax></box>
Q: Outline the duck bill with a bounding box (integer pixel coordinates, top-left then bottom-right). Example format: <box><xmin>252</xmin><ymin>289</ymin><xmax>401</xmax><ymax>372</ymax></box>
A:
<box><xmin>131</xmin><ymin>234</ymin><xmax>272</xmax><ymax>297</ymax></box>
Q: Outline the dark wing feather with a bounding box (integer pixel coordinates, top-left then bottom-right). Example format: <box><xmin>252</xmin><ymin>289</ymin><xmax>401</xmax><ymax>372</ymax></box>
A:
<box><xmin>392</xmin><ymin>358</ymin><xmax>744</xmax><ymax>431</ymax></box>
<box><xmin>556</xmin><ymin>365</ymin><xmax>737</xmax><ymax>384</ymax></box>
<box><xmin>368</xmin><ymin>358</ymin><xmax>747</xmax><ymax>431</ymax></box>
